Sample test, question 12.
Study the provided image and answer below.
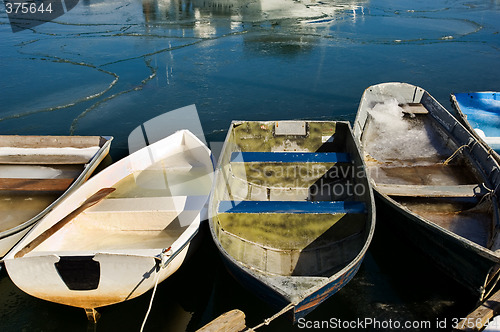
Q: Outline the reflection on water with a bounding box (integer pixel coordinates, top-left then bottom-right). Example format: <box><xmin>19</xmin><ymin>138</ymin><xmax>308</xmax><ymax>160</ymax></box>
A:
<box><xmin>141</xmin><ymin>0</ymin><xmax>369</xmax><ymax>38</ymax></box>
<box><xmin>141</xmin><ymin>0</ymin><xmax>368</xmax><ymax>22</ymax></box>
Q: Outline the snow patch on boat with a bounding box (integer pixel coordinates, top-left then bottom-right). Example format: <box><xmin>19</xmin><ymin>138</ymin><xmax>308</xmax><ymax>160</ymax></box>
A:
<box><xmin>364</xmin><ymin>98</ymin><xmax>449</xmax><ymax>164</ymax></box>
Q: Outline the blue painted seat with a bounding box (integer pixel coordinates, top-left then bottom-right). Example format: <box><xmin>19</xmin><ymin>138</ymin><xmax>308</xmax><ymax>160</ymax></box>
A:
<box><xmin>218</xmin><ymin>200</ymin><xmax>366</xmax><ymax>214</ymax></box>
<box><xmin>230</xmin><ymin>152</ymin><xmax>351</xmax><ymax>163</ymax></box>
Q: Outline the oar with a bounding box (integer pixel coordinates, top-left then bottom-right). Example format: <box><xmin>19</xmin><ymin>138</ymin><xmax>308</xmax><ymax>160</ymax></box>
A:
<box><xmin>15</xmin><ymin>187</ymin><xmax>116</xmax><ymax>258</ymax></box>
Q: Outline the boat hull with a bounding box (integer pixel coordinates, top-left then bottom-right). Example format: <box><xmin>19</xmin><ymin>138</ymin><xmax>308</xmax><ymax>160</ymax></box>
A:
<box><xmin>0</xmin><ymin>228</ymin><xmax>30</xmax><ymax>262</ymax></box>
<box><xmin>355</xmin><ymin>83</ymin><xmax>500</xmax><ymax>301</ymax></box>
<box><xmin>294</xmin><ymin>258</ymin><xmax>363</xmax><ymax>319</ymax></box>
<box><xmin>209</xmin><ymin>120</ymin><xmax>375</xmax><ymax>322</ymax></box>
<box><xmin>375</xmin><ymin>193</ymin><xmax>499</xmax><ymax>299</ymax></box>
<box><xmin>4</xmin><ymin>238</ymin><xmax>197</xmax><ymax>308</ymax></box>
<box><xmin>220</xmin><ymin>246</ymin><xmax>365</xmax><ymax>322</ymax></box>
<box><xmin>451</xmin><ymin>92</ymin><xmax>500</xmax><ymax>161</ymax></box>
<box><xmin>3</xmin><ymin>130</ymin><xmax>213</xmax><ymax>309</ymax></box>
<box><xmin>0</xmin><ymin>136</ymin><xmax>112</xmax><ymax>259</ymax></box>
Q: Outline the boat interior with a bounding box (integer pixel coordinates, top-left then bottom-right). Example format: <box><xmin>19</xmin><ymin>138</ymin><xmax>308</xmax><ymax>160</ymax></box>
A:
<box><xmin>30</xmin><ymin>136</ymin><xmax>213</xmax><ymax>254</ymax></box>
<box><xmin>452</xmin><ymin>92</ymin><xmax>500</xmax><ymax>152</ymax></box>
<box><xmin>361</xmin><ymin>100</ymin><xmax>498</xmax><ymax>248</ymax></box>
<box><xmin>212</xmin><ymin>121</ymin><xmax>373</xmax><ymax>278</ymax></box>
<box><xmin>0</xmin><ymin>136</ymin><xmax>106</xmax><ymax>233</ymax></box>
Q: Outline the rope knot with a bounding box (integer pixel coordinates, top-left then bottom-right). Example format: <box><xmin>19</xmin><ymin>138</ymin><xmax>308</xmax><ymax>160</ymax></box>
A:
<box><xmin>249</xmin><ymin>302</ymin><xmax>296</xmax><ymax>330</ymax></box>
<box><xmin>160</xmin><ymin>247</ymin><xmax>172</xmax><ymax>268</ymax></box>
<box><xmin>443</xmin><ymin>144</ymin><xmax>470</xmax><ymax>165</ymax></box>
<box><xmin>477</xmin><ymin>183</ymin><xmax>498</xmax><ymax>208</ymax></box>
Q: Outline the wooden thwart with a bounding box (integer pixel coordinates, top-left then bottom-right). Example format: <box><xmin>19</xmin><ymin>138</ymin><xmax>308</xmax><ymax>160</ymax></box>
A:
<box><xmin>196</xmin><ymin>310</ymin><xmax>246</xmax><ymax>332</ymax></box>
<box><xmin>0</xmin><ymin>155</ymin><xmax>92</xmax><ymax>164</ymax></box>
<box><xmin>376</xmin><ymin>184</ymin><xmax>486</xmax><ymax>198</ymax></box>
<box><xmin>0</xmin><ymin>178</ymin><xmax>74</xmax><ymax>192</ymax></box>
<box><xmin>455</xmin><ymin>289</ymin><xmax>500</xmax><ymax>331</ymax></box>
<box><xmin>400</xmin><ymin>103</ymin><xmax>429</xmax><ymax>115</ymax></box>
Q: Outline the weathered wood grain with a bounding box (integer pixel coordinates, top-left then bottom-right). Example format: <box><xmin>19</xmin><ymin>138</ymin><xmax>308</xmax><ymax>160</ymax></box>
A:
<box><xmin>196</xmin><ymin>310</ymin><xmax>246</xmax><ymax>332</ymax></box>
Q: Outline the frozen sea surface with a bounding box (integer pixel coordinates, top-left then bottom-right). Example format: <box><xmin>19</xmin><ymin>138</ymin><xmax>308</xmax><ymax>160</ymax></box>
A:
<box><xmin>1</xmin><ymin>0</ymin><xmax>500</xmax><ymax>331</ymax></box>
<box><xmin>1</xmin><ymin>0</ymin><xmax>499</xmax><ymax>157</ymax></box>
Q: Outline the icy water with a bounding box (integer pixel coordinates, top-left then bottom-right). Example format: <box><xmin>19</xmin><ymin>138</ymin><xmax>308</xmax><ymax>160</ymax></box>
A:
<box><xmin>1</xmin><ymin>0</ymin><xmax>500</xmax><ymax>331</ymax></box>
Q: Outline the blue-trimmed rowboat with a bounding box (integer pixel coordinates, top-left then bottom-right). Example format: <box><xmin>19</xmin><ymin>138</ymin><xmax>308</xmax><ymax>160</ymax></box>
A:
<box><xmin>354</xmin><ymin>83</ymin><xmax>500</xmax><ymax>301</ymax></box>
<box><xmin>209</xmin><ymin>120</ymin><xmax>375</xmax><ymax>322</ymax></box>
<box><xmin>451</xmin><ymin>92</ymin><xmax>500</xmax><ymax>159</ymax></box>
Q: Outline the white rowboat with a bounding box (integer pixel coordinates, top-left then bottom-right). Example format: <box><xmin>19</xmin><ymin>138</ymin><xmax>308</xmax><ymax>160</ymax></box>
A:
<box><xmin>3</xmin><ymin>130</ymin><xmax>213</xmax><ymax>320</ymax></box>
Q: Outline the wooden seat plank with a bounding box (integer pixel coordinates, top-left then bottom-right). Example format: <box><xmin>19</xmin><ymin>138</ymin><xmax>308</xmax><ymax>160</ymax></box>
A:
<box><xmin>0</xmin><ymin>178</ymin><xmax>74</xmax><ymax>192</ymax></box>
<box><xmin>87</xmin><ymin>196</ymin><xmax>207</xmax><ymax>213</ymax></box>
<box><xmin>400</xmin><ymin>103</ymin><xmax>429</xmax><ymax>115</ymax></box>
<box><xmin>0</xmin><ymin>155</ymin><xmax>92</xmax><ymax>164</ymax></box>
<box><xmin>376</xmin><ymin>184</ymin><xmax>486</xmax><ymax>198</ymax></box>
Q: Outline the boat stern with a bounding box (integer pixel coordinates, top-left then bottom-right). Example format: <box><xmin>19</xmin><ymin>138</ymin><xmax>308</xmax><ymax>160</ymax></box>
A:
<box><xmin>3</xmin><ymin>250</ymin><xmax>185</xmax><ymax>309</ymax></box>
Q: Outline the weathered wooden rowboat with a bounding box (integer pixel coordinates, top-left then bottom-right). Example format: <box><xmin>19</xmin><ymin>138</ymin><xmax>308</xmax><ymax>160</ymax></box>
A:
<box><xmin>354</xmin><ymin>82</ymin><xmax>500</xmax><ymax>301</ymax></box>
<box><xmin>3</xmin><ymin>130</ymin><xmax>213</xmax><ymax>320</ymax></box>
<box><xmin>451</xmin><ymin>92</ymin><xmax>500</xmax><ymax>159</ymax></box>
<box><xmin>209</xmin><ymin>121</ymin><xmax>375</xmax><ymax>322</ymax></box>
<box><xmin>0</xmin><ymin>135</ymin><xmax>112</xmax><ymax>260</ymax></box>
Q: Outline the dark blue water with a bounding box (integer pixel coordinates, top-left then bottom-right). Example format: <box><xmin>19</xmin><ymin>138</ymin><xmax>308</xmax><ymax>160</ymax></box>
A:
<box><xmin>1</xmin><ymin>0</ymin><xmax>500</xmax><ymax>330</ymax></box>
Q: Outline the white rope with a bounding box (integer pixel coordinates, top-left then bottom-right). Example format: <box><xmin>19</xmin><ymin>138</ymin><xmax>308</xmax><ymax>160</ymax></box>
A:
<box><xmin>140</xmin><ymin>267</ymin><xmax>161</xmax><ymax>332</ymax></box>
<box><xmin>140</xmin><ymin>248</ymin><xmax>172</xmax><ymax>332</ymax></box>
<box><xmin>483</xmin><ymin>271</ymin><xmax>500</xmax><ymax>300</ymax></box>
<box><xmin>247</xmin><ymin>303</ymin><xmax>296</xmax><ymax>331</ymax></box>
<box><xmin>443</xmin><ymin>144</ymin><xmax>469</xmax><ymax>165</ymax></box>
<box><xmin>477</xmin><ymin>183</ymin><xmax>500</xmax><ymax>209</ymax></box>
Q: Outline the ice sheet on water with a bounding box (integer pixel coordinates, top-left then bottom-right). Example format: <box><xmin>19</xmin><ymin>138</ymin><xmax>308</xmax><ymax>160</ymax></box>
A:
<box><xmin>365</xmin><ymin>98</ymin><xmax>450</xmax><ymax>164</ymax></box>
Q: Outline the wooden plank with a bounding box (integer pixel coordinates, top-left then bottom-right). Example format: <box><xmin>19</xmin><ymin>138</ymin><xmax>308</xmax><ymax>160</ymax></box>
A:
<box><xmin>0</xmin><ymin>135</ymin><xmax>102</xmax><ymax>149</ymax></box>
<box><xmin>196</xmin><ymin>310</ymin><xmax>246</xmax><ymax>332</ymax></box>
<box><xmin>0</xmin><ymin>178</ymin><xmax>74</xmax><ymax>192</ymax></box>
<box><xmin>376</xmin><ymin>184</ymin><xmax>485</xmax><ymax>198</ymax></box>
<box><xmin>230</xmin><ymin>152</ymin><xmax>351</xmax><ymax>163</ymax></box>
<box><xmin>87</xmin><ymin>196</ymin><xmax>207</xmax><ymax>212</ymax></box>
<box><xmin>0</xmin><ymin>155</ymin><xmax>92</xmax><ymax>164</ymax></box>
<box><xmin>455</xmin><ymin>289</ymin><xmax>500</xmax><ymax>331</ymax></box>
<box><xmin>400</xmin><ymin>103</ymin><xmax>429</xmax><ymax>115</ymax></box>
